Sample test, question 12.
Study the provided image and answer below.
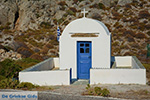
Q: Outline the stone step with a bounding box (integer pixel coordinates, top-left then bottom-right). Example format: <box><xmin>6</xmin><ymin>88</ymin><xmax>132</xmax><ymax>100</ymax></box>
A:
<box><xmin>71</xmin><ymin>79</ymin><xmax>89</xmax><ymax>85</ymax></box>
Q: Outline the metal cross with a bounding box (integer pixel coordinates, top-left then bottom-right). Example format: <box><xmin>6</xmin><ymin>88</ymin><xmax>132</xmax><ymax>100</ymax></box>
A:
<box><xmin>81</xmin><ymin>8</ymin><xmax>88</xmax><ymax>17</ymax></box>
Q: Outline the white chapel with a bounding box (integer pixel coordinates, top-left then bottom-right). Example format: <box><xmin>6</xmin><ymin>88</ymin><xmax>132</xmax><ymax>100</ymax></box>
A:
<box><xmin>19</xmin><ymin>9</ymin><xmax>146</xmax><ymax>85</ymax></box>
<box><xmin>59</xmin><ymin>13</ymin><xmax>111</xmax><ymax>79</ymax></box>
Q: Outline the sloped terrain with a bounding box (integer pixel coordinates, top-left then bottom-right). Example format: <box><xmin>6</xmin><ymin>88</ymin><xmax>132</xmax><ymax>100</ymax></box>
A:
<box><xmin>0</xmin><ymin>0</ymin><xmax>150</xmax><ymax>63</ymax></box>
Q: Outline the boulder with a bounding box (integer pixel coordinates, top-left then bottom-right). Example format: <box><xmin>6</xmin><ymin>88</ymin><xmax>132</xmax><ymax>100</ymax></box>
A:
<box><xmin>17</xmin><ymin>47</ymin><xmax>33</xmax><ymax>58</ymax></box>
<box><xmin>118</xmin><ymin>0</ymin><xmax>133</xmax><ymax>6</ymax></box>
<box><xmin>9</xmin><ymin>40</ymin><xmax>28</xmax><ymax>51</ymax></box>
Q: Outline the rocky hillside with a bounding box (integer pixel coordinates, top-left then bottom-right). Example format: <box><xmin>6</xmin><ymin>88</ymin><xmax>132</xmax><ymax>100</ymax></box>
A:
<box><xmin>0</xmin><ymin>0</ymin><xmax>150</xmax><ymax>63</ymax></box>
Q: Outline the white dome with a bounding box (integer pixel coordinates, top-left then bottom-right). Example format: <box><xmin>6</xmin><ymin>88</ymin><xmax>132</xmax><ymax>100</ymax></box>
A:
<box><xmin>62</xmin><ymin>17</ymin><xmax>110</xmax><ymax>36</ymax></box>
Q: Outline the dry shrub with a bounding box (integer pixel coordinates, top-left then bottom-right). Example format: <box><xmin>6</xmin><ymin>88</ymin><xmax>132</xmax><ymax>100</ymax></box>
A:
<box><xmin>50</xmin><ymin>50</ymin><xmax>56</xmax><ymax>54</ymax></box>
<box><xmin>147</xmin><ymin>31</ymin><xmax>150</xmax><ymax>36</ymax></box>
<box><xmin>114</xmin><ymin>22</ymin><xmax>123</xmax><ymax>29</ymax></box>
<box><xmin>69</xmin><ymin>7</ymin><xmax>77</xmax><ymax>12</ymax></box>
<box><xmin>63</xmin><ymin>21</ymin><xmax>69</xmax><ymax>26</ymax></box>
<box><xmin>90</xmin><ymin>3</ymin><xmax>105</xmax><ymax>9</ymax></box>
<box><xmin>45</xmin><ymin>44</ymin><xmax>54</xmax><ymax>49</ymax></box>
<box><xmin>145</xmin><ymin>24</ymin><xmax>150</xmax><ymax>30</ymax></box>
<box><xmin>139</xmin><ymin>10</ymin><xmax>150</xmax><ymax>19</ymax></box>
<box><xmin>123</xmin><ymin>30</ymin><xmax>136</xmax><ymax>37</ymax></box>
<box><xmin>40</xmin><ymin>22</ymin><xmax>52</xmax><ymax>29</ymax></box>
<box><xmin>66</xmin><ymin>10</ymin><xmax>75</xmax><ymax>16</ymax></box>
<box><xmin>128</xmin><ymin>37</ymin><xmax>135</xmax><ymax>42</ymax></box>
<box><xmin>135</xmin><ymin>32</ymin><xmax>147</xmax><ymax>39</ymax></box>
<box><xmin>73</xmin><ymin>0</ymin><xmax>79</xmax><ymax>4</ymax></box>
<box><xmin>105</xmin><ymin>23</ymin><xmax>111</xmax><ymax>31</ymax></box>
<box><xmin>90</xmin><ymin>3</ymin><xmax>99</xmax><ymax>9</ymax></box>
<box><xmin>50</xmin><ymin>40</ymin><xmax>59</xmax><ymax>46</ymax></box>
<box><xmin>125</xmin><ymin>4</ymin><xmax>132</xmax><ymax>9</ymax></box>
<box><xmin>130</xmin><ymin>24</ymin><xmax>138</xmax><ymax>29</ymax></box>
<box><xmin>131</xmin><ymin>43</ymin><xmax>140</xmax><ymax>49</ymax></box>
<box><xmin>112</xmin><ymin>11</ymin><xmax>123</xmax><ymax>20</ymax></box>
<box><xmin>122</xmin><ymin>17</ymin><xmax>128</xmax><ymax>22</ymax></box>
<box><xmin>128</xmin><ymin>17</ymin><xmax>138</xmax><ymax>23</ymax></box>
<box><xmin>41</xmin><ymin>46</ymin><xmax>49</xmax><ymax>55</ymax></box>
<box><xmin>53</xmin><ymin>18</ymin><xmax>57</xmax><ymax>25</ymax></box>
<box><xmin>124</xmin><ymin>51</ymin><xmax>133</xmax><ymax>56</ymax></box>
<box><xmin>92</xmin><ymin>13</ymin><xmax>102</xmax><ymax>21</ymax></box>
<box><xmin>137</xmin><ymin>23</ymin><xmax>148</xmax><ymax>31</ymax></box>
<box><xmin>58</xmin><ymin>1</ymin><xmax>67</xmax><ymax>6</ymax></box>
<box><xmin>112</xmin><ymin>41</ymin><xmax>119</xmax><ymax>46</ymax></box>
<box><xmin>30</xmin><ymin>53</ymin><xmax>43</xmax><ymax>61</ymax></box>
<box><xmin>98</xmin><ymin>3</ymin><xmax>105</xmax><ymax>9</ymax></box>
<box><xmin>48</xmin><ymin>34</ymin><xmax>55</xmax><ymax>40</ymax></box>
<box><xmin>60</xmin><ymin>6</ymin><xmax>66</xmax><ymax>10</ymax></box>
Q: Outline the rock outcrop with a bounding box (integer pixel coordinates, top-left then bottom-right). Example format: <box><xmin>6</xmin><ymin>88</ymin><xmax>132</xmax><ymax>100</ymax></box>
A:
<box><xmin>0</xmin><ymin>49</ymin><xmax>22</xmax><ymax>62</ymax></box>
<box><xmin>0</xmin><ymin>0</ymin><xmax>150</xmax><ymax>62</ymax></box>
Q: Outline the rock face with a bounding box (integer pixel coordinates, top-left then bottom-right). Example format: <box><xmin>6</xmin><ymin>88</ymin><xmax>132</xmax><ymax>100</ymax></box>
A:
<box><xmin>0</xmin><ymin>0</ymin><xmax>58</xmax><ymax>31</ymax></box>
<box><xmin>0</xmin><ymin>49</ymin><xmax>22</xmax><ymax>62</ymax></box>
<box><xmin>0</xmin><ymin>0</ymin><xmax>18</xmax><ymax>28</ymax></box>
<box><xmin>0</xmin><ymin>0</ymin><xmax>150</xmax><ymax>62</ymax></box>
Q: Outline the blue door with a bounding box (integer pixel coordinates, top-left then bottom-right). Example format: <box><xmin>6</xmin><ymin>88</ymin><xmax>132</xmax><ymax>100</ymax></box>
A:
<box><xmin>77</xmin><ymin>41</ymin><xmax>92</xmax><ymax>79</ymax></box>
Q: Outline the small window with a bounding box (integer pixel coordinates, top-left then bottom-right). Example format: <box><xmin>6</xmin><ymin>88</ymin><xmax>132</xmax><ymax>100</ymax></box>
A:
<box><xmin>86</xmin><ymin>48</ymin><xmax>89</xmax><ymax>53</ymax></box>
<box><xmin>85</xmin><ymin>44</ymin><xmax>89</xmax><ymax>47</ymax></box>
<box><xmin>80</xmin><ymin>48</ymin><xmax>84</xmax><ymax>53</ymax></box>
<box><xmin>80</xmin><ymin>44</ymin><xmax>84</xmax><ymax>47</ymax></box>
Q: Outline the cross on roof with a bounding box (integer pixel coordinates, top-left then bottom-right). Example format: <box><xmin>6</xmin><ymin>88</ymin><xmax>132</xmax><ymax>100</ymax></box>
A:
<box><xmin>81</xmin><ymin>8</ymin><xmax>88</xmax><ymax>18</ymax></box>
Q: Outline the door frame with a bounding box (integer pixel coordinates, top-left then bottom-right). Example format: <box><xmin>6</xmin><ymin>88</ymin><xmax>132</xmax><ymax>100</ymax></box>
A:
<box><xmin>77</xmin><ymin>41</ymin><xmax>92</xmax><ymax>79</ymax></box>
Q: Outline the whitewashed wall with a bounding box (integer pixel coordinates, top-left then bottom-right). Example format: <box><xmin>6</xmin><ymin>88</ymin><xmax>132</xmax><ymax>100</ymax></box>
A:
<box><xmin>115</xmin><ymin>56</ymin><xmax>132</xmax><ymax>67</ymax></box>
<box><xmin>90</xmin><ymin>69</ymin><xmax>146</xmax><ymax>85</ymax></box>
<box><xmin>19</xmin><ymin>69</ymin><xmax>70</xmax><ymax>86</ymax></box>
<box><xmin>60</xmin><ymin>18</ymin><xmax>111</xmax><ymax>78</ymax></box>
<box><xmin>54</xmin><ymin>58</ymin><xmax>59</xmax><ymax>67</ymax></box>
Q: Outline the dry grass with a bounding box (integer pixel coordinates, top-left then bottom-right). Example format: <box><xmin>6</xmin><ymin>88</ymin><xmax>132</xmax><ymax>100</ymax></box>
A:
<box><xmin>111</xmin><ymin>90</ymin><xmax>150</xmax><ymax>100</ymax></box>
<box><xmin>32</xmin><ymin>86</ymin><xmax>53</xmax><ymax>91</ymax></box>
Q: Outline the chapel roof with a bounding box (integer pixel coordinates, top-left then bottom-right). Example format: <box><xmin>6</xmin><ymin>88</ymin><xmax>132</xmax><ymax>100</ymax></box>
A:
<box><xmin>62</xmin><ymin>17</ymin><xmax>110</xmax><ymax>35</ymax></box>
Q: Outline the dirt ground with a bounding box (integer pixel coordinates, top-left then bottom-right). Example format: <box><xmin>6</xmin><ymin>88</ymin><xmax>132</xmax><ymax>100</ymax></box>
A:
<box><xmin>1</xmin><ymin>84</ymin><xmax>150</xmax><ymax>99</ymax></box>
<box><xmin>48</xmin><ymin>84</ymin><xmax>150</xmax><ymax>100</ymax></box>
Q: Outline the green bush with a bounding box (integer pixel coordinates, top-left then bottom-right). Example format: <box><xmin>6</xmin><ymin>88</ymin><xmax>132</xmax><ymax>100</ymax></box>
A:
<box><xmin>18</xmin><ymin>82</ymin><xmax>37</xmax><ymax>90</ymax></box>
<box><xmin>15</xmin><ymin>58</ymin><xmax>40</xmax><ymax>70</ymax></box>
<box><xmin>98</xmin><ymin>3</ymin><xmax>105</xmax><ymax>9</ymax></box>
<box><xmin>100</xmin><ymin>88</ymin><xmax>110</xmax><ymax>97</ymax></box>
<box><xmin>0</xmin><ymin>59</ymin><xmax>21</xmax><ymax>79</ymax></box>
<box><xmin>0</xmin><ymin>78</ymin><xmax>19</xmax><ymax>89</ymax></box>
<box><xmin>0</xmin><ymin>75</ymin><xmax>5</xmax><ymax>80</ymax></box>
<box><xmin>84</xmin><ymin>86</ymin><xmax>110</xmax><ymax>97</ymax></box>
<box><xmin>86</xmin><ymin>84</ymin><xmax>91</xmax><ymax>90</ymax></box>
<box><xmin>0</xmin><ymin>26</ymin><xmax>4</xmax><ymax>30</ymax></box>
<box><xmin>67</xmin><ymin>10</ymin><xmax>75</xmax><ymax>16</ymax></box>
<box><xmin>94</xmin><ymin>87</ymin><xmax>102</xmax><ymax>95</ymax></box>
